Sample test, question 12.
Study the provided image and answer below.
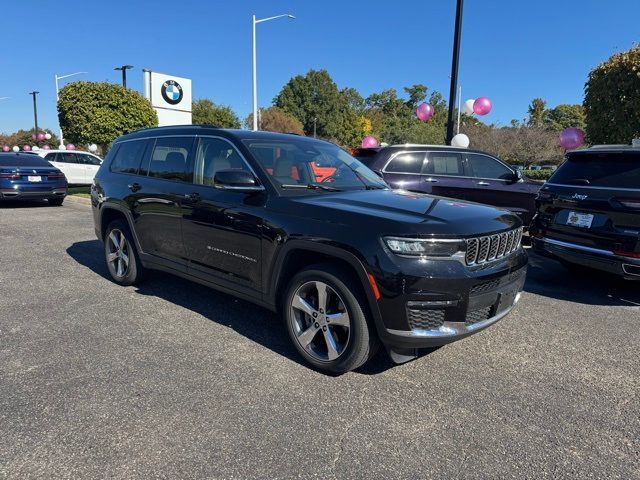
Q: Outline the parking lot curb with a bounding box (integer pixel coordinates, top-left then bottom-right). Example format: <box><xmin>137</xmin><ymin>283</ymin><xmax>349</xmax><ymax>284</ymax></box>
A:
<box><xmin>65</xmin><ymin>195</ymin><xmax>92</xmax><ymax>206</ymax></box>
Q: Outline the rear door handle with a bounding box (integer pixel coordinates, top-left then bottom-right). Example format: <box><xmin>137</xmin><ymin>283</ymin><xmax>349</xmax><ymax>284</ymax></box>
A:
<box><xmin>476</xmin><ymin>181</ymin><xmax>490</xmax><ymax>186</ymax></box>
<box><xmin>184</xmin><ymin>192</ymin><xmax>200</xmax><ymax>202</ymax></box>
<box><xmin>424</xmin><ymin>178</ymin><xmax>438</xmax><ymax>183</ymax></box>
<box><xmin>128</xmin><ymin>183</ymin><xmax>141</xmax><ymax>192</ymax></box>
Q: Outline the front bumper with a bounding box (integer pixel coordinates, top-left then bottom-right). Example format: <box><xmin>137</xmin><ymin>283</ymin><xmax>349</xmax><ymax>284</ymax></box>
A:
<box><xmin>532</xmin><ymin>236</ymin><xmax>640</xmax><ymax>279</ymax></box>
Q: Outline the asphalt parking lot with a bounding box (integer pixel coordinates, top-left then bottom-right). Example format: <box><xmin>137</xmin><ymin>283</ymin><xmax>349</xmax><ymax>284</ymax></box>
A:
<box><xmin>1</xmin><ymin>200</ymin><xmax>638</xmax><ymax>479</ymax></box>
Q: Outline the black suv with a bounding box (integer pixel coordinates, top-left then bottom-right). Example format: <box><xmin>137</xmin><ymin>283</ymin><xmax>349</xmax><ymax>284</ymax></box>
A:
<box><xmin>531</xmin><ymin>145</ymin><xmax>640</xmax><ymax>279</ymax></box>
<box><xmin>91</xmin><ymin>126</ymin><xmax>527</xmax><ymax>373</ymax></box>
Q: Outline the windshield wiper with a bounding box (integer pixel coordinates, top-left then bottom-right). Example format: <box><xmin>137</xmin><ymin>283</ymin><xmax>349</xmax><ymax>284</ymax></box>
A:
<box><xmin>280</xmin><ymin>183</ymin><xmax>342</xmax><ymax>192</ymax></box>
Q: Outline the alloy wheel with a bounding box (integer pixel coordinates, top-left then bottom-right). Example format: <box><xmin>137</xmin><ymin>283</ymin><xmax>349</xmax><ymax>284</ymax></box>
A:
<box><xmin>289</xmin><ymin>281</ymin><xmax>351</xmax><ymax>362</ymax></box>
<box><xmin>106</xmin><ymin>229</ymin><xmax>130</xmax><ymax>279</ymax></box>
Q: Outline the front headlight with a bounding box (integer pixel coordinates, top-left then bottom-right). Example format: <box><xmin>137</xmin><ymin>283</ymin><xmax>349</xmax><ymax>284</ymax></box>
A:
<box><xmin>384</xmin><ymin>237</ymin><xmax>464</xmax><ymax>257</ymax></box>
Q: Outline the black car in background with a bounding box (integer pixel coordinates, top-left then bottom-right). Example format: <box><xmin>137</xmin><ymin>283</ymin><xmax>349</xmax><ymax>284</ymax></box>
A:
<box><xmin>531</xmin><ymin>146</ymin><xmax>640</xmax><ymax>279</ymax></box>
<box><xmin>354</xmin><ymin>145</ymin><xmax>542</xmax><ymax>226</ymax></box>
<box><xmin>92</xmin><ymin>126</ymin><xmax>527</xmax><ymax>373</ymax></box>
<box><xmin>0</xmin><ymin>153</ymin><xmax>67</xmax><ymax>205</ymax></box>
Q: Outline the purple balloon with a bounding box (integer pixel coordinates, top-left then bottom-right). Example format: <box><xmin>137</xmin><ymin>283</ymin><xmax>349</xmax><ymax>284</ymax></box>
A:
<box><xmin>473</xmin><ymin>97</ymin><xmax>492</xmax><ymax>116</ymax></box>
<box><xmin>23</xmin><ymin>145</ymin><xmax>31</xmax><ymax>151</ymax></box>
<box><xmin>43</xmin><ymin>145</ymin><xmax>51</xmax><ymax>150</ymax></box>
<box><xmin>2</xmin><ymin>146</ymin><xmax>9</xmax><ymax>152</ymax></box>
<box><xmin>31</xmin><ymin>133</ymin><xmax>37</xmax><ymax>140</ymax></box>
<box><xmin>416</xmin><ymin>102</ymin><xmax>434</xmax><ymax>122</ymax></box>
<box><xmin>361</xmin><ymin>136</ymin><xmax>379</xmax><ymax>149</ymax></box>
<box><xmin>559</xmin><ymin>128</ymin><xmax>585</xmax><ymax>150</ymax></box>
<box><xmin>66</xmin><ymin>144</ymin><xmax>76</xmax><ymax>150</ymax></box>
<box><xmin>37</xmin><ymin>133</ymin><xmax>46</xmax><ymax>141</ymax></box>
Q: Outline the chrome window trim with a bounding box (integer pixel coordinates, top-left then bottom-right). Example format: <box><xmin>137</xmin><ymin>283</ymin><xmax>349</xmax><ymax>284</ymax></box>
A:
<box><xmin>545</xmin><ymin>182</ymin><xmax>640</xmax><ymax>192</ymax></box>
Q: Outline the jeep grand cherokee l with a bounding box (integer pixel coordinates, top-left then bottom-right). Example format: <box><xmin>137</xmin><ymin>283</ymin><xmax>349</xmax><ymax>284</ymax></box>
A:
<box><xmin>91</xmin><ymin>126</ymin><xmax>527</xmax><ymax>373</ymax></box>
<box><xmin>531</xmin><ymin>145</ymin><xmax>640</xmax><ymax>279</ymax></box>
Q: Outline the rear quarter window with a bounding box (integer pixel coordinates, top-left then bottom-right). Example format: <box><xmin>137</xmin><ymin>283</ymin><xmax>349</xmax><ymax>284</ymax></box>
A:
<box><xmin>550</xmin><ymin>152</ymin><xmax>640</xmax><ymax>189</ymax></box>
<box><xmin>110</xmin><ymin>140</ymin><xmax>148</xmax><ymax>174</ymax></box>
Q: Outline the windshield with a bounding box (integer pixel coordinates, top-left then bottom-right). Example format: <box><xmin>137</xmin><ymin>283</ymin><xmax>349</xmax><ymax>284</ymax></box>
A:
<box><xmin>242</xmin><ymin>137</ymin><xmax>388</xmax><ymax>191</ymax></box>
<box><xmin>549</xmin><ymin>151</ymin><xmax>640</xmax><ymax>189</ymax></box>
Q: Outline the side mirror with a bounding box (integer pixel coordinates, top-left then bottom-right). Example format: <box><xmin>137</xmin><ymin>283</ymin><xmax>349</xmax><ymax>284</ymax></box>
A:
<box><xmin>214</xmin><ymin>169</ymin><xmax>264</xmax><ymax>192</ymax></box>
<box><xmin>509</xmin><ymin>170</ymin><xmax>522</xmax><ymax>183</ymax></box>
<box><xmin>373</xmin><ymin>170</ymin><xmax>384</xmax><ymax>179</ymax></box>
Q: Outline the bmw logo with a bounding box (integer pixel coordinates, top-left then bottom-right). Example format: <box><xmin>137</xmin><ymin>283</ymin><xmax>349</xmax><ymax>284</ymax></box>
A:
<box><xmin>161</xmin><ymin>79</ymin><xmax>183</xmax><ymax>105</ymax></box>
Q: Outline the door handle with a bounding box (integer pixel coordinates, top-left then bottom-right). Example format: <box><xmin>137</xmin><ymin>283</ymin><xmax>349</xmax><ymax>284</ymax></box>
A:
<box><xmin>128</xmin><ymin>183</ymin><xmax>141</xmax><ymax>192</ymax></box>
<box><xmin>184</xmin><ymin>192</ymin><xmax>200</xmax><ymax>202</ymax></box>
<box><xmin>476</xmin><ymin>181</ymin><xmax>490</xmax><ymax>186</ymax></box>
<box><xmin>424</xmin><ymin>178</ymin><xmax>438</xmax><ymax>183</ymax></box>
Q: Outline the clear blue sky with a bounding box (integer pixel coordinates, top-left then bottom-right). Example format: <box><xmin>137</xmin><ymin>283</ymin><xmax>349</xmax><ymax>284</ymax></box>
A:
<box><xmin>1</xmin><ymin>0</ymin><xmax>638</xmax><ymax>135</ymax></box>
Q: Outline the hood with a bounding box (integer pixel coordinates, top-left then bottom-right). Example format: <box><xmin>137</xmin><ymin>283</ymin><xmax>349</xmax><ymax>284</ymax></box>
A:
<box><xmin>288</xmin><ymin>189</ymin><xmax>521</xmax><ymax>237</ymax></box>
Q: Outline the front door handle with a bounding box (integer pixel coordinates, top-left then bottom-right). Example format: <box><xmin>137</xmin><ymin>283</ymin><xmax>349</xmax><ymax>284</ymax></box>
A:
<box><xmin>424</xmin><ymin>178</ymin><xmax>438</xmax><ymax>183</ymax></box>
<box><xmin>128</xmin><ymin>183</ymin><xmax>141</xmax><ymax>192</ymax></box>
<box><xmin>476</xmin><ymin>181</ymin><xmax>490</xmax><ymax>186</ymax></box>
<box><xmin>184</xmin><ymin>192</ymin><xmax>201</xmax><ymax>202</ymax></box>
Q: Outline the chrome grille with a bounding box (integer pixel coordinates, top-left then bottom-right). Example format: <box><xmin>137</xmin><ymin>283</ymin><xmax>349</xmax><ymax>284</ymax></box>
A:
<box><xmin>407</xmin><ymin>308</ymin><xmax>445</xmax><ymax>330</ymax></box>
<box><xmin>464</xmin><ymin>227</ymin><xmax>523</xmax><ymax>266</ymax></box>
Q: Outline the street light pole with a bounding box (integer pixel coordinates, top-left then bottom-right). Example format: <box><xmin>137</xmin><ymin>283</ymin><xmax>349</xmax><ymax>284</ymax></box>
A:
<box><xmin>252</xmin><ymin>13</ymin><xmax>295</xmax><ymax>131</ymax></box>
<box><xmin>55</xmin><ymin>72</ymin><xmax>87</xmax><ymax>147</ymax></box>
<box><xmin>114</xmin><ymin>65</ymin><xmax>134</xmax><ymax>88</ymax></box>
<box><xmin>29</xmin><ymin>91</ymin><xmax>40</xmax><ymax>140</ymax></box>
<box><xmin>446</xmin><ymin>0</ymin><xmax>464</xmax><ymax>145</ymax></box>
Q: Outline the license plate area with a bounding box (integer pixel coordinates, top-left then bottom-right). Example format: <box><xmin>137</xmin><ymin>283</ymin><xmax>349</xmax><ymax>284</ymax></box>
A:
<box><xmin>28</xmin><ymin>176</ymin><xmax>42</xmax><ymax>182</ymax></box>
<box><xmin>566</xmin><ymin>211</ymin><xmax>594</xmax><ymax>228</ymax></box>
<box><xmin>496</xmin><ymin>289</ymin><xmax>517</xmax><ymax>314</ymax></box>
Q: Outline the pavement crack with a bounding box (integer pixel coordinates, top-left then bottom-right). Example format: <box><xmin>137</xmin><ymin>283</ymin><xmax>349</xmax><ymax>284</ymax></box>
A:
<box><xmin>330</xmin><ymin>384</ymin><xmax>367</xmax><ymax>478</ymax></box>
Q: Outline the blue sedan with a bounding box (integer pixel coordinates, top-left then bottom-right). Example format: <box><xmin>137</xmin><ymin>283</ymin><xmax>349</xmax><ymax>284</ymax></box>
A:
<box><xmin>0</xmin><ymin>153</ymin><xmax>68</xmax><ymax>205</ymax></box>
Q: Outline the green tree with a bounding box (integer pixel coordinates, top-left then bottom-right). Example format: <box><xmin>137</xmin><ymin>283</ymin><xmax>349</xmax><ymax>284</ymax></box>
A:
<box><xmin>544</xmin><ymin>104</ymin><xmax>585</xmax><ymax>131</ymax></box>
<box><xmin>527</xmin><ymin>98</ymin><xmax>547</xmax><ymax>127</ymax></box>
<box><xmin>584</xmin><ymin>45</ymin><xmax>640</xmax><ymax>143</ymax></box>
<box><xmin>244</xmin><ymin>107</ymin><xmax>304</xmax><ymax>134</ymax></box>
<box><xmin>192</xmin><ymin>99</ymin><xmax>240</xmax><ymax>128</ymax></box>
<box><xmin>0</xmin><ymin>128</ymin><xmax>60</xmax><ymax>149</ymax></box>
<box><xmin>58</xmin><ymin>81</ymin><xmax>157</xmax><ymax>151</ymax></box>
<box><xmin>273</xmin><ymin>69</ymin><xmax>359</xmax><ymax>146</ymax></box>
<box><xmin>403</xmin><ymin>84</ymin><xmax>428</xmax><ymax>109</ymax></box>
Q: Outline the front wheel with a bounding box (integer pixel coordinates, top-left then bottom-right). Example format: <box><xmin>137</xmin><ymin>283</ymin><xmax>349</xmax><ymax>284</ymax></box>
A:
<box><xmin>283</xmin><ymin>265</ymin><xmax>378</xmax><ymax>374</ymax></box>
<box><xmin>104</xmin><ymin>220</ymin><xmax>144</xmax><ymax>286</ymax></box>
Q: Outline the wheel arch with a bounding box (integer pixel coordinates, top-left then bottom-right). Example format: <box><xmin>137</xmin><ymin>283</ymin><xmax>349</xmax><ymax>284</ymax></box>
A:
<box><xmin>98</xmin><ymin>202</ymin><xmax>144</xmax><ymax>254</ymax></box>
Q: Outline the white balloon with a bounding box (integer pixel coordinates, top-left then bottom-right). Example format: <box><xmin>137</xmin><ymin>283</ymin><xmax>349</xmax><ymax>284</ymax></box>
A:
<box><xmin>12</xmin><ymin>146</ymin><xmax>19</xmax><ymax>152</ymax></box>
<box><xmin>89</xmin><ymin>144</ymin><xmax>98</xmax><ymax>152</ymax></box>
<box><xmin>32</xmin><ymin>146</ymin><xmax>40</xmax><ymax>151</ymax></box>
<box><xmin>44</xmin><ymin>133</ymin><xmax>52</xmax><ymax>140</ymax></box>
<box><xmin>58</xmin><ymin>144</ymin><xmax>66</xmax><ymax>150</ymax></box>
<box><xmin>463</xmin><ymin>99</ymin><xmax>476</xmax><ymax>116</ymax></box>
<box><xmin>451</xmin><ymin>133</ymin><xmax>470</xmax><ymax>148</ymax></box>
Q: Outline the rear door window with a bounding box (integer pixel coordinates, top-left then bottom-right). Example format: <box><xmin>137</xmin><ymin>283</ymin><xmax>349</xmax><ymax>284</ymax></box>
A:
<box><xmin>426</xmin><ymin>152</ymin><xmax>464</xmax><ymax>176</ymax></box>
<box><xmin>384</xmin><ymin>152</ymin><xmax>426</xmax><ymax>173</ymax></box>
<box><xmin>550</xmin><ymin>152</ymin><xmax>640</xmax><ymax>189</ymax></box>
<box><xmin>146</xmin><ymin>137</ymin><xmax>195</xmax><ymax>182</ymax></box>
<box><xmin>110</xmin><ymin>140</ymin><xmax>148</xmax><ymax>174</ymax></box>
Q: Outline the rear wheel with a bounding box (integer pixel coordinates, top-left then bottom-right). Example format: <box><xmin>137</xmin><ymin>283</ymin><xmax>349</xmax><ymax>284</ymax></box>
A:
<box><xmin>104</xmin><ymin>220</ymin><xmax>144</xmax><ymax>286</ymax></box>
<box><xmin>283</xmin><ymin>265</ymin><xmax>378</xmax><ymax>374</ymax></box>
<box><xmin>48</xmin><ymin>198</ymin><xmax>64</xmax><ymax>206</ymax></box>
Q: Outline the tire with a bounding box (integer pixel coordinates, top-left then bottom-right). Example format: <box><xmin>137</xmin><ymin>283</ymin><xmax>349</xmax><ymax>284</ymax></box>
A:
<box><xmin>283</xmin><ymin>264</ymin><xmax>379</xmax><ymax>374</ymax></box>
<box><xmin>104</xmin><ymin>219</ymin><xmax>145</xmax><ymax>286</ymax></box>
<box><xmin>48</xmin><ymin>198</ymin><xmax>64</xmax><ymax>206</ymax></box>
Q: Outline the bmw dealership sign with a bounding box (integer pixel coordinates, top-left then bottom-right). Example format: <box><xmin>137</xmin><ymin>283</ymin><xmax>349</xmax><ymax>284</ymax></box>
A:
<box><xmin>143</xmin><ymin>70</ymin><xmax>192</xmax><ymax>126</ymax></box>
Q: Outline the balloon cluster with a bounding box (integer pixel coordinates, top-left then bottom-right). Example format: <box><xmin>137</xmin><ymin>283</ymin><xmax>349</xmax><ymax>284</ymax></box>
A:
<box><xmin>463</xmin><ymin>97</ymin><xmax>492</xmax><ymax>116</ymax></box>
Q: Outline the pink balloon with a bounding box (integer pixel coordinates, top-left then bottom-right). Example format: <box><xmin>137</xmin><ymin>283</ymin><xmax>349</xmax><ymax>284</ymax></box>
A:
<box><xmin>31</xmin><ymin>134</ymin><xmax>37</xmax><ymax>140</ymax></box>
<box><xmin>416</xmin><ymin>102</ymin><xmax>434</xmax><ymax>122</ymax></box>
<box><xmin>473</xmin><ymin>97</ymin><xmax>492</xmax><ymax>116</ymax></box>
<box><xmin>43</xmin><ymin>145</ymin><xmax>51</xmax><ymax>150</ymax></box>
<box><xmin>361</xmin><ymin>136</ymin><xmax>379</xmax><ymax>149</ymax></box>
<box><xmin>559</xmin><ymin>128</ymin><xmax>585</xmax><ymax>150</ymax></box>
<box><xmin>2</xmin><ymin>146</ymin><xmax>9</xmax><ymax>152</ymax></box>
<box><xmin>23</xmin><ymin>145</ymin><xmax>31</xmax><ymax>151</ymax></box>
<box><xmin>66</xmin><ymin>144</ymin><xmax>76</xmax><ymax>150</ymax></box>
<box><xmin>37</xmin><ymin>133</ymin><xmax>46</xmax><ymax>141</ymax></box>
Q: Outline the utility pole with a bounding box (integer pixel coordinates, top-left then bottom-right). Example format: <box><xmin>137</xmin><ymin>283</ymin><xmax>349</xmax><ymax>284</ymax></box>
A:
<box><xmin>29</xmin><ymin>91</ymin><xmax>40</xmax><ymax>140</ymax></box>
<box><xmin>445</xmin><ymin>0</ymin><xmax>464</xmax><ymax>145</ymax></box>
<box><xmin>114</xmin><ymin>65</ymin><xmax>134</xmax><ymax>88</ymax></box>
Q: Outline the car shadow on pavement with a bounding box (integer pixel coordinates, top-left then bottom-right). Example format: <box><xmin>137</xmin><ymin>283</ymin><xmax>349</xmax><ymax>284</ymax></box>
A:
<box><xmin>66</xmin><ymin>240</ymin><xmax>397</xmax><ymax>375</ymax></box>
<box><xmin>524</xmin><ymin>250</ymin><xmax>640</xmax><ymax>308</ymax></box>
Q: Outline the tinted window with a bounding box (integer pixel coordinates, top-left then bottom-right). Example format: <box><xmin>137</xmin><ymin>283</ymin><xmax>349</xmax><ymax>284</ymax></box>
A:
<box><xmin>0</xmin><ymin>154</ymin><xmax>52</xmax><ymax>167</ymax></box>
<box><xmin>550</xmin><ymin>152</ymin><xmax>640</xmax><ymax>189</ymax></box>
<box><xmin>44</xmin><ymin>153</ymin><xmax>57</xmax><ymax>161</ymax></box>
<box><xmin>110</xmin><ymin>140</ymin><xmax>147</xmax><ymax>174</ymax></box>
<box><xmin>467</xmin><ymin>153</ymin><xmax>513</xmax><ymax>180</ymax></box>
<box><xmin>59</xmin><ymin>153</ymin><xmax>78</xmax><ymax>164</ymax></box>
<box><xmin>427</xmin><ymin>152</ymin><xmax>463</xmax><ymax>176</ymax></box>
<box><xmin>146</xmin><ymin>137</ymin><xmax>194</xmax><ymax>182</ymax></box>
<box><xmin>384</xmin><ymin>152</ymin><xmax>425</xmax><ymax>174</ymax></box>
<box><xmin>194</xmin><ymin>138</ymin><xmax>248</xmax><ymax>186</ymax></box>
<box><xmin>79</xmin><ymin>153</ymin><xmax>101</xmax><ymax>166</ymax></box>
